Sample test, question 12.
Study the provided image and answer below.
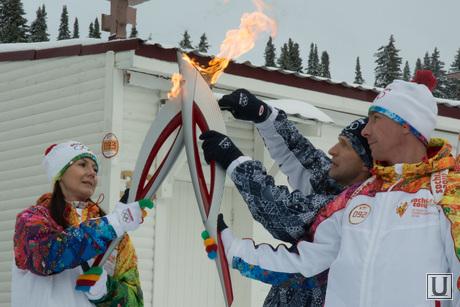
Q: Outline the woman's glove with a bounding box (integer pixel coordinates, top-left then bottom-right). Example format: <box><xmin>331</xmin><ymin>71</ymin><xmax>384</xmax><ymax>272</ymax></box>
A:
<box><xmin>218</xmin><ymin>89</ymin><xmax>270</xmax><ymax>123</ymax></box>
<box><xmin>200</xmin><ymin>130</ymin><xmax>243</xmax><ymax>170</ymax></box>
<box><xmin>75</xmin><ymin>266</ymin><xmax>108</xmax><ymax>300</ymax></box>
<box><xmin>105</xmin><ymin>199</ymin><xmax>154</xmax><ymax>237</ymax></box>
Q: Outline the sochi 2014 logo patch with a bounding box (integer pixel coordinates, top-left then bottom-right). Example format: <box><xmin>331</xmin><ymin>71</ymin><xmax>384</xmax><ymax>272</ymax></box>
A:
<box><xmin>349</xmin><ymin>204</ymin><xmax>371</xmax><ymax>224</ymax></box>
<box><xmin>396</xmin><ymin>202</ymin><xmax>408</xmax><ymax>217</ymax></box>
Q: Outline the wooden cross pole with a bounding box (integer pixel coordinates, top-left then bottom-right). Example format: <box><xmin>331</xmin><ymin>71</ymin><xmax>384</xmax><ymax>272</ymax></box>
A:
<box><xmin>102</xmin><ymin>0</ymin><xmax>149</xmax><ymax>39</ymax></box>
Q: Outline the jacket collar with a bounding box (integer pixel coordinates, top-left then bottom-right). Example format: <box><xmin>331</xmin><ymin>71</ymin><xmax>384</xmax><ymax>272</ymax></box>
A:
<box><xmin>372</xmin><ymin>138</ymin><xmax>455</xmax><ymax>182</ymax></box>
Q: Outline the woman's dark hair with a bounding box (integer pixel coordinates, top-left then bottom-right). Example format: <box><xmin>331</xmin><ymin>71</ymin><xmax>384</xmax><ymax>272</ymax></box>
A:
<box><xmin>49</xmin><ymin>181</ymin><xmax>106</xmax><ymax>228</ymax></box>
<box><xmin>50</xmin><ymin>181</ymin><xmax>69</xmax><ymax>228</ymax></box>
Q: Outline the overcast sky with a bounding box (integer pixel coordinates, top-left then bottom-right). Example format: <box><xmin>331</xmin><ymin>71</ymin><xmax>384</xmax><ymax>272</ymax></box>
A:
<box><xmin>23</xmin><ymin>0</ymin><xmax>459</xmax><ymax>85</ymax></box>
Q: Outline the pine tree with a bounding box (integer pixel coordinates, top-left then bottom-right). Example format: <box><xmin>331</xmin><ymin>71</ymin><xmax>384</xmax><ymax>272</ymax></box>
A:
<box><xmin>277</xmin><ymin>42</ymin><xmax>290</xmax><ymax>70</ymax></box>
<box><xmin>374</xmin><ymin>35</ymin><xmax>402</xmax><ymax>87</ymax></box>
<box><xmin>446</xmin><ymin>49</ymin><xmax>460</xmax><ymax>99</ymax></box>
<box><xmin>93</xmin><ymin>17</ymin><xmax>101</xmax><ymax>38</ymax></box>
<box><xmin>423</xmin><ymin>52</ymin><xmax>431</xmax><ymax>70</ymax></box>
<box><xmin>319</xmin><ymin>51</ymin><xmax>331</xmax><ymax>78</ymax></box>
<box><xmin>431</xmin><ymin>47</ymin><xmax>447</xmax><ymax>98</ymax></box>
<box><xmin>29</xmin><ymin>4</ymin><xmax>49</xmax><ymax>42</ymax></box>
<box><xmin>88</xmin><ymin>22</ymin><xmax>94</xmax><ymax>38</ymax></box>
<box><xmin>196</xmin><ymin>33</ymin><xmax>209</xmax><ymax>52</ymax></box>
<box><xmin>287</xmin><ymin>38</ymin><xmax>302</xmax><ymax>72</ymax></box>
<box><xmin>179</xmin><ymin>30</ymin><xmax>193</xmax><ymax>49</ymax></box>
<box><xmin>414</xmin><ymin>58</ymin><xmax>422</xmax><ymax>76</ymax></box>
<box><xmin>264</xmin><ymin>36</ymin><xmax>276</xmax><ymax>67</ymax></box>
<box><xmin>450</xmin><ymin>48</ymin><xmax>460</xmax><ymax>72</ymax></box>
<box><xmin>57</xmin><ymin>5</ymin><xmax>70</xmax><ymax>40</ymax></box>
<box><xmin>307</xmin><ymin>43</ymin><xmax>320</xmax><ymax>75</ymax></box>
<box><xmin>72</xmin><ymin>17</ymin><xmax>79</xmax><ymax>38</ymax></box>
<box><xmin>130</xmin><ymin>26</ymin><xmax>138</xmax><ymax>38</ymax></box>
<box><xmin>0</xmin><ymin>0</ymin><xmax>28</xmax><ymax>43</ymax></box>
<box><xmin>354</xmin><ymin>57</ymin><xmax>364</xmax><ymax>84</ymax></box>
<box><xmin>402</xmin><ymin>61</ymin><xmax>411</xmax><ymax>81</ymax></box>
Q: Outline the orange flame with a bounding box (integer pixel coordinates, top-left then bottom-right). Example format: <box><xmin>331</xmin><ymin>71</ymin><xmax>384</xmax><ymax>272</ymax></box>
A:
<box><xmin>167</xmin><ymin>73</ymin><xmax>183</xmax><ymax>99</ymax></box>
<box><xmin>185</xmin><ymin>1</ymin><xmax>277</xmax><ymax>85</ymax></box>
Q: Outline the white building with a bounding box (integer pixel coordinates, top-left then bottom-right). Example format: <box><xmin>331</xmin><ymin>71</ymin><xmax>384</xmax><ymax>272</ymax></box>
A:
<box><xmin>0</xmin><ymin>38</ymin><xmax>459</xmax><ymax>307</ymax></box>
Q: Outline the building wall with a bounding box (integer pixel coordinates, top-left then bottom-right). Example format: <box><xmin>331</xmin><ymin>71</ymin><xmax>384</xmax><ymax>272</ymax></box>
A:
<box><xmin>0</xmin><ymin>53</ymin><xmax>109</xmax><ymax>306</ymax></box>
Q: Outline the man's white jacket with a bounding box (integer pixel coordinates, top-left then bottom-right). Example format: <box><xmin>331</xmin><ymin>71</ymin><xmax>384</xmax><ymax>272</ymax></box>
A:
<box><xmin>223</xmin><ymin>138</ymin><xmax>460</xmax><ymax>307</ymax></box>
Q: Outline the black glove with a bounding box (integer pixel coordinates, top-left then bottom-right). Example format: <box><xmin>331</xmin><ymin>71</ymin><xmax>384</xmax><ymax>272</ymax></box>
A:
<box><xmin>218</xmin><ymin>89</ymin><xmax>271</xmax><ymax>123</ymax></box>
<box><xmin>217</xmin><ymin>214</ymin><xmax>228</xmax><ymax>232</ymax></box>
<box><xmin>199</xmin><ymin>130</ymin><xmax>243</xmax><ymax>170</ymax></box>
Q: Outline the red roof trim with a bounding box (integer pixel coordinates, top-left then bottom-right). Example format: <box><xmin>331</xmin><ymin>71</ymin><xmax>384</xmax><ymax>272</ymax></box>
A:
<box><xmin>0</xmin><ymin>49</ymin><xmax>35</xmax><ymax>61</ymax></box>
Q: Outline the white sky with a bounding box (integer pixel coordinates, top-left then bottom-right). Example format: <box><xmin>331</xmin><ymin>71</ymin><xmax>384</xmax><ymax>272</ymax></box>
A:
<box><xmin>23</xmin><ymin>0</ymin><xmax>459</xmax><ymax>85</ymax></box>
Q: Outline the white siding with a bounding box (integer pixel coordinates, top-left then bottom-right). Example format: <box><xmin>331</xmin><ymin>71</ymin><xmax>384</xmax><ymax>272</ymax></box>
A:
<box><xmin>0</xmin><ymin>53</ymin><xmax>108</xmax><ymax>306</ymax></box>
<box><xmin>120</xmin><ymin>83</ymin><xmax>161</xmax><ymax>306</ymax></box>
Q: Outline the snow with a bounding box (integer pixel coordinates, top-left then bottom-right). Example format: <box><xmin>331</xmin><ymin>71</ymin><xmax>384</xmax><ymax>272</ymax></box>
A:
<box><xmin>0</xmin><ymin>38</ymin><xmax>105</xmax><ymax>52</ymax></box>
<box><xmin>213</xmin><ymin>93</ymin><xmax>334</xmax><ymax>123</ymax></box>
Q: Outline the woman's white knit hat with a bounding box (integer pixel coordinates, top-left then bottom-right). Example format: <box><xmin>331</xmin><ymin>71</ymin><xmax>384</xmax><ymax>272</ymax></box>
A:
<box><xmin>42</xmin><ymin>141</ymin><xmax>98</xmax><ymax>183</ymax></box>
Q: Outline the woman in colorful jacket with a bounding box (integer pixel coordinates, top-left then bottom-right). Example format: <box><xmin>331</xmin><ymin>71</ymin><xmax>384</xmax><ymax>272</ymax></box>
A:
<box><xmin>12</xmin><ymin>141</ymin><xmax>153</xmax><ymax>307</ymax></box>
<box><xmin>213</xmin><ymin>72</ymin><xmax>460</xmax><ymax>306</ymax></box>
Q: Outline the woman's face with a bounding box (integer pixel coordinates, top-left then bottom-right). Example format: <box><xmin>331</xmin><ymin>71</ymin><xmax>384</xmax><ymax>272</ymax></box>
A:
<box><xmin>59</xmin><ymin>158</ymin><xmax>98</xmax><ymax>201</ymax></box>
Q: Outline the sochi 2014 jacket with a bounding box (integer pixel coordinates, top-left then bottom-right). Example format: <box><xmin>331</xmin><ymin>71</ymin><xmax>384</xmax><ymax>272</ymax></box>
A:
<box><xmin>225</xmin><ymin>138</ymin><xmax>460</xmax><ymax>307</ymax></box>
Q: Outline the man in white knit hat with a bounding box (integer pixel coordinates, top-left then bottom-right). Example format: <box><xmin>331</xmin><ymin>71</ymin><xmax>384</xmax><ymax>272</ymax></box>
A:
<box><xmin>217</xmin><ymin>71</ymin><xmax>460</xmax><ymax>307</ymax></box>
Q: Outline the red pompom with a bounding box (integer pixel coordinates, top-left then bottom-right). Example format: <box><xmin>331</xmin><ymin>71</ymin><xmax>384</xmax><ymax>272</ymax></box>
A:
<box><xmin>44</xmin><ymin>144</ymin><xmax>57</xmax><ymax>156</ymax></box>
<box><xmin>411</xmin><ymin>70</ymin><xmax>437</xmax><ymax>92</ymax></box>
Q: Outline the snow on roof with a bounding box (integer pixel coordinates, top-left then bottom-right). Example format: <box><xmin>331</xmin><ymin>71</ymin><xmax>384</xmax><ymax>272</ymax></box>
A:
<box><xmin>213</xmin><ymin>93</ymin><xmax>334</xmax><ymax>123</ymax></box>
<box><xmin>0</xmin><ymin>38</ymin><xmax>105</xmax><ymax>53</ymax></box>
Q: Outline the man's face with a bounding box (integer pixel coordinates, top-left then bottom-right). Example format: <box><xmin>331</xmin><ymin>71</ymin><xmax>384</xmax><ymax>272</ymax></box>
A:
<box><xmin>361</xmin><ymin>112</ymin><xmax>405</xmax><ymax>162</ymax></box>
<box><xmin>328</xmin><ymin>136</ymin><xmax>366</xmax><ymax>185</ymax></box>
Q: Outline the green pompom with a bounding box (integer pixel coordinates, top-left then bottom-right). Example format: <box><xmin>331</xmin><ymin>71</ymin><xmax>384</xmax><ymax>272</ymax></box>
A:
<box><xmin>201</xmin><ymin>230</ymin><xmax>210</xmax><ymax>240</ymax></box>
<box><xmin>139</xmin><ymin>199</ymin><xmax>154</xmax><ymax>209</ymax></box>
<box><xmin>86</xmin><ymin>266</ymin><xmax>103</xmax><ymax>275</ymax></box>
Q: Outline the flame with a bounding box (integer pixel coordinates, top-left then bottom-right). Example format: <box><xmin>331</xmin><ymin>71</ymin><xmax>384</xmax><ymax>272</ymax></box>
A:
<box><xmin>184</xmin><ymin>1</ymin><xmax>277</xmax><ymax>85</ymax></box>
<box><xmin>167</xmin><ymin>73</ymin><xmax>183</xmax><ymax>99</ymax></box>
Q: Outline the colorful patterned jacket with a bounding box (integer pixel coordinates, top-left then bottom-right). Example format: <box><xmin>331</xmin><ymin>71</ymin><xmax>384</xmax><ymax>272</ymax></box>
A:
<box><xmin>224</xmin><ymin>138</ymin><xmax>460</xmax><ymax>307</ymax></box>
<box><xmin>227</xmin><ymin>108</ymin><xmax>343</xmax><ymax>306</ymax></box>
<box><xmin>12</xmin><ymin>193</ymin><xmax>143</xmax><ymax>307</ymax></box>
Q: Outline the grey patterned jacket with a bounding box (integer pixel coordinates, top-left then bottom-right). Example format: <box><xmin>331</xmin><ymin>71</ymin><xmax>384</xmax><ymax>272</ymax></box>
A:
<box><xmin>227</xmin><ymin>108</ymin><xmax>343</xmax><ymax>307</ymax></box>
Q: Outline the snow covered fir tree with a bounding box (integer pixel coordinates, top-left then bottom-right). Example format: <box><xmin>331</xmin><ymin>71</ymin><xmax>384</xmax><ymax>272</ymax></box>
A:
<box><xmin>29</xmin><ymin>4</ymin><xmax>49</xmax><ymax>42</ymax></box>
<box><xmin>179</xmin><ymin>30</ymin><xmax>193</xmax><ymax>49</ymax></box>
<box><xmin>354</xmin><ymin>57</ymin><xmax>364</xmax><ymax>84</ymax></box>
<box><xmin>264</xmin><ymin>36</ymin><xmax>276</xmax><ymax>67</ymax></box>
<box><xmin>0</xmin><ymin>0</ymin><xmax>28</xmax><ymax>43</ymax></box>
<box><xmin>374</xmin><ymin>35</ymin><xmax>402</xmax><ymax>87</ymax></box>
<box><xmin>197</xmin><ymin>33</ymin><xmax>209</xmax><ymax>52</ymax></box>
<box><xmin>57</xmin><ymin>5</ymin><xmax>70</xmax><ymax>40</ymax></box>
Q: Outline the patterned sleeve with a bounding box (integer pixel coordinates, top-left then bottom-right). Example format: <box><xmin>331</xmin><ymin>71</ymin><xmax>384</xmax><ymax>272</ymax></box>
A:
<box><xmin>14</xmin><ymin>206</ymin><xmax>117</xmax><ymax>276</ymax></box>
<box><xmin>255</xmin><ymin>108</ymin><xmax>342</xmax><ymax>196</ymax></box>
<box><xmin>230</xmin><ymin>159</ymin><xmax>336</xmax><ymax>243</ymax></box>
<box><xmin>91</xmin><ymin>236</ymin><xmax>143</xmax><ymax>306</ymax></box>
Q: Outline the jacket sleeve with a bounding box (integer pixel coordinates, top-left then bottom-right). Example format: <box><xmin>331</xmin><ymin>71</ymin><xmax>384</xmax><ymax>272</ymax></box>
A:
<box><xmin>255</xmin><ymin>107</ymin><xmax>342</xmax><ymax>196</ymax></box>
<box><xmin>227</xmin><ymin>158</ymin><xmax>336</xmax><ymax>243</ymax></box>
<box><xmin>440</xmin><ymin>176</ymin><xmax>460</xmax><ymax>299</ymax></box>
<box><xmin>13</xmin><ymin>207</ymin><xmax>118</xmax><ymax>276</ymax></box>
<box><xmin>90</xmin><ymin>235</ymin><xmax>143</xmax><ymax>306</ymax></box>
<box><xmin>222</xmin><ymin>204</ymin><xmax>344</xmax><ymax>282</ymax></box>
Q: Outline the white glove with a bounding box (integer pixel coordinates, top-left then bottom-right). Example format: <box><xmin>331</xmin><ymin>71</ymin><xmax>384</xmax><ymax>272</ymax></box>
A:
<box><xmin>85</xmin><ymin>268</ymin><xmax>108</xmax><ymax>301</ymax></box>
<box><xmin>106</xmin><ymin>201</ymin><xmax>145</xmax><ymax>237</ymax></box>
<box><xmin>220</xmin><ymin>227</ymin><xmax>237</xmax><ymax>260</ymax></box>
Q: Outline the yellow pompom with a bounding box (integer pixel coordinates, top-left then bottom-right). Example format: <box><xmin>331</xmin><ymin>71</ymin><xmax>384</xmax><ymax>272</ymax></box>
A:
<box><xmin>204</xmin><ymin>238</ymin><xmax>215</xmax><ymax>247</ymax></box>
